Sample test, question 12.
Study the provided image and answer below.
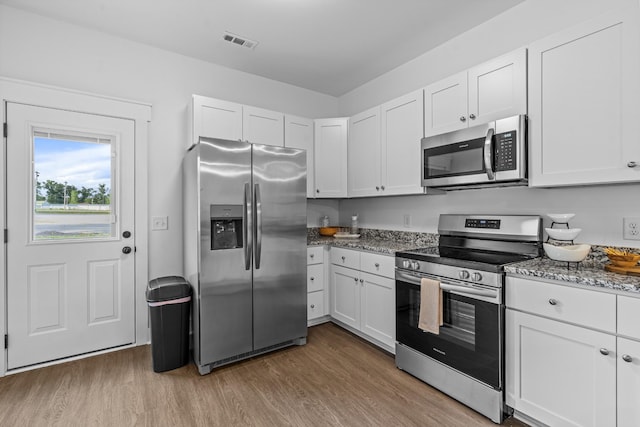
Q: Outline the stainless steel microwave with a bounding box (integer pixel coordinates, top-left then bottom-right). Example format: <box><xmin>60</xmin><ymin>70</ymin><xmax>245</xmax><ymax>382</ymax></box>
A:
<box><xmin>421</xmin><ymin>115</ymin><xmax>527</xmax><ymax>190</ymax></box>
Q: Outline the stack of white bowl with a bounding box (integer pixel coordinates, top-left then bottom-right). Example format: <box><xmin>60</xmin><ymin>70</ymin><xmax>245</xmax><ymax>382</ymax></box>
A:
<box><xmin>543</xmin><ymin>214</ymin><xmax>591</xmax><ymax>262</ymax></box>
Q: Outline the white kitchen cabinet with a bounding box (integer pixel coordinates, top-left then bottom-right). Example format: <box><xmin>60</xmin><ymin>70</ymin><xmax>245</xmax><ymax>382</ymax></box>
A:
<box><xmin>424</xmin><ymin>48</ymin><xmax>526</xmax><ymax>137</ymax></box>
<box><xmin>314</xmin><ymin>118</ymin><xmax>348</xmax><ymax>198</ymax></box>
<box><xmin>243</xmin><ymin>105</ymin><xmax>284</xmax><ymax>147</ymax></box>
<box><xmin>330</xmin><ymin>247</ymin><xmax>395</xmax><ymax>352</ymax></box>
<box><xmin>528</xmin><ymin>6</ymin><xmax>640</xmax><ymax>187</ymax></box>
<box><xmin>347</xmin><ymin>91</ymin><xmax>424</xmax><ymax>198</ymax></box>
<box><xmin>285</xmin><ymin>115</ymin><xmax>315</xmax><ymax>198</ymax></box>
<box><xmin>617</xmin><ymin>295</ymin><xmax>640</xmax><ymax>427</ymax></box>
<box><xmin>188</xmin><ymin>94</ymin><xmax>285</xmax><ymax>148</ymax></box>
<box><xmin>307</xmin><ymin>246</ymin><xmax>329</xmax><ymax>325</ymax></box>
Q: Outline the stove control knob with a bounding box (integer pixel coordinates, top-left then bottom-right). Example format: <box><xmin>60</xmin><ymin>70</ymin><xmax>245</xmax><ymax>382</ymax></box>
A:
<box><xmin>411</xmin><ymin>261</ymin><xmax>420</xmax><ymax>271</ymax></box>
<box><xmin>459</xmin><ymin>270</ymin><xmax>470</xmax><ymax>280</ymax></box>
<box><xmin>402</xmin><ymin>260</ymin><xmax>410</xmax><ymax>269</ymax></box>
<box><xmin>471</xmin><ymin>272</ymin><xmax>483</xmax><ymax>282</ymax></box>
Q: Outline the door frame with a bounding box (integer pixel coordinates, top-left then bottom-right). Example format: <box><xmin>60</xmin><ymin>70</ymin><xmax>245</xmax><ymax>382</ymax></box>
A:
<box><xmin>0</xmin><ymin>77</ymin><xmax>151</xmax><ymax>376</ymax></box>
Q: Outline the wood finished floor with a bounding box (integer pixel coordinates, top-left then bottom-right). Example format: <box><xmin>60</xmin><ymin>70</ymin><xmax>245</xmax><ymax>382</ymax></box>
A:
<box><xmin>0</xmin><ymin>323</ymin><xmax>528</xmax><ymax>426</ymax></box>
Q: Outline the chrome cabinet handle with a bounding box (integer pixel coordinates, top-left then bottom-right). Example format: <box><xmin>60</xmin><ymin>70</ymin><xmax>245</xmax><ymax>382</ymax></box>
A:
<box><xmin>310</xmin><ymin>253</ymin><xmax>314</xmax><ymax>258</ymax></box>
<box><xmin>376</xmin><ymin>186</ymin><xmax>380</xmax><ymax>191</ymax></box>
<box><xmin>548</xmin><ymin>299</ymin><xmax>557</xmax><ymax>305</ymax></box>
<box><xmin>310</xmin><ymin>304</ymin><xmax>315</xmax><ymax>309</ymax></box>
<box><xmin>622</xmin><ymin>354</ymin><xmax>633</xmax><ymax>362</ymax></box>
<box><xmin>381</xmin><ymin>185</ymin><xmax>385</xmax><ymax>190</ymax></box>
<box><xmin>310</xmin><ymin>277</ymin><xmax>314</xmax><ymax>281</ymax></box>
<box><xmin>374</xmin><ymin>263</ymin><xmax>380</xmax><ymax>268</ymax></box>
<box><xmin>316</xmin><ymin>189</ymin><xmax>320</xmax><ymax>193</ymax></box>
<box><xmin>359</xmin><ymin>279</ymin><xmax>364</xmax><ymax>283</ymax></box>
<box><xmin>469</xmin><ymin>114</ymin><xmax>476</xmax><ymax>120</ymax></box>
<box><xmin>342</xmin><ymin>256</ymin><xmax>346</xmax><ymax>262</ymax></box>
<box><xmin>459</xmin><ymin>116</ymin><xmax>466</xmax><ymax>122</ymax></box>
<box><xmin>483</xmin><ymin>128</ymin><xmax>495</xmax><ymax>180</ymax></box>
<box><xmin>600</xmin><ymin>348</ymin><xmax>610</xmax><ymax>356</ymax></box>
<box><xmin>354</xmin><ymin>277</ymin><xmax>358</xmax><ymax>282</ymax></box>
<box><xmin>628</xmin><ymin>161</ymin><xmax>638</xmax><ymax>168</ymax></box>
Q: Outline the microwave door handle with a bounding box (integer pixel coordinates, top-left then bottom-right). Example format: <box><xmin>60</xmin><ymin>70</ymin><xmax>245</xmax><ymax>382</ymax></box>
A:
<box><xmin>483</xmin><ymin>128</ymin><xmax>495</xmax><ymax>180</ymax></box>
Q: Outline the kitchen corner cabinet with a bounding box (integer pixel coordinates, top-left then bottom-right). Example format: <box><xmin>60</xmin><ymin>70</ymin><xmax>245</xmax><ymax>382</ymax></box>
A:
<box><xmin>423</xmin><ymin>48</ymin><xmax>526</xmax><ymax>137</ymax></box>
<box><xmin>348</xmin><ymin>90</ymin><xmax>424</xmax><ymax>198</ymax></box>
<box><xmin>314</xmin><ymin>118</ymin><xmax>348</xmax><ymax>198</ymax></box>
<box><xmin>330</xmin><ymin>247</ymin><xmax>395</xmax><ymax>352</ymax></box>
<box><xmin>188</xmin><ymin>95</ymin><xmax>284</xmax><ymax>148</ymax></box>
<box><xmin>285</xmin><ymin>115</ymin><xmax>315</xmax><ymax>198</ymax></box>
<box><xmin>306</xmin><ymin>246</ymin><xmax>329</xmax><ymax>326</ymax></box>
<box><xmin>506</xmin><ymin>276</ymin><xmax>640</xmax><ymax>427</ymax></box>
<box><xmin>528</xmin><ymin>6</ymin><xmax>640</xmax><ymax>187</ymax></box>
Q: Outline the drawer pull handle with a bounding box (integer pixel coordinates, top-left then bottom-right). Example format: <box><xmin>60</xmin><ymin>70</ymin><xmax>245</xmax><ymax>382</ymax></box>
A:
<box><xmin>354</xmin><ymin>278</ymin><xmax>358</xmax><ymax>282</ymax></box>
<box><xmin>359</xmin><ymin>279</ymin><xmax>364</xmax><ymax>283</ymax></box>
<box><xmin>374</xmin><ymin>263</ymin><xmax>380</xmax><ymax>268</ymax></box>
<box><xmin>310</xmin><ymin>304</ymin><xmax>315</xmax><ymax>309</ymax></box>
<box><xmin>310</xmin><ymin>277</ymin><xmax>314</xmax><ymax>281</ymax></box>
<box><xmin>622</xmin><ymin>354</ymin><xmax>633</xmax><ymax>363</ymax></box>
<box><xmin>548</xmin><ymin>299</ymin><xmax>557</xmax><ymax>305</ymax></box>
<box><xmin>600</xmin><ymin>348</ymin><xmax>610</xmax><ymax>356</ymax></box>
<box><xmin>310</xmin><ymin>254</ymin><xmax>314</xmax><ymax>258</ymax></box>
<box><xmin>342</xmin><ymin>256</ymin><xmax>346</xmax><ymax>262</ymax></box>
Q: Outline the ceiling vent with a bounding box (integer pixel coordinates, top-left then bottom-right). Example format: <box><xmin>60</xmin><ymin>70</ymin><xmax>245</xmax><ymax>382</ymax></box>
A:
<box><xmin>223</xmin><ymin>31</ymin><xmax>259</xmax><ymax>50</ymax></box>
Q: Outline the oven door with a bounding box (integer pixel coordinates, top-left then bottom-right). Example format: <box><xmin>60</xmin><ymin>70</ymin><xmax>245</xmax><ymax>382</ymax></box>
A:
<box><xmin>396</xmin><ymin>270</ymin><xmax>502</xmax><ymax>389</ymax></box>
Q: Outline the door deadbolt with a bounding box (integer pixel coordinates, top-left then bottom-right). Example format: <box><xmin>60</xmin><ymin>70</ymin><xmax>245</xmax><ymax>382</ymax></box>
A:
<box><xmin>123</xmin><ymin>231</ymin><xmax>131</xmax><ymax>238</ymax></box>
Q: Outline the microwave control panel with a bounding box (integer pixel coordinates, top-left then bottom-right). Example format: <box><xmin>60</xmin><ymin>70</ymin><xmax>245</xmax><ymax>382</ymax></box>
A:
<box><xmin>494</xmin><ymin>131</ymin><xmax>516</xmax><ymax>171</ymax></box>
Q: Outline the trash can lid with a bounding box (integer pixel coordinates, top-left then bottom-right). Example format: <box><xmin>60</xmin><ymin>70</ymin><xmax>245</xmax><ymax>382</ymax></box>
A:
<box><xmin>146</xmin><ymin>276</ymin><xmax>192</xmax><ymax>302</ymax></box>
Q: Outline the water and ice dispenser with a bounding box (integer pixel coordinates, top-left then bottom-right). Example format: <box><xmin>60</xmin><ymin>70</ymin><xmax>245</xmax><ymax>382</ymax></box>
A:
<box><xmin>210</xmin><ymin>205</ymin><xmax>243</xmax><ymax>250</ymax></box>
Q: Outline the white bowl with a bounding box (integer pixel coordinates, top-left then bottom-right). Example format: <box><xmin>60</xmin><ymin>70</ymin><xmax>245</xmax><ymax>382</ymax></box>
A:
<box><xmin>547</xmin><ymin>213</ymin><xmax>575</xmax><ymax>223</ymax></box>
<box><xmin>543</xmin><ymin>243</ymin><xmax>591</xmax><ymax>262</ymax></box>
<box><xmin>545</xmin><ymin>227</ymin><xmax>581</xmax><ymax>241</ymax></box>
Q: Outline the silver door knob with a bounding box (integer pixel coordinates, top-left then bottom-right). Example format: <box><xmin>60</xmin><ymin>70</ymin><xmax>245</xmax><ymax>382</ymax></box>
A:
<box><xmin>622</xmin><ymin>354</ymin><xmax>633</xmax><ymax>362</ymax></box>
<box><xmin>548</xmin><ymin>299</ymin><xmax>557</xmax><ymax>305</ymax></box>
<box><xmin>599</xmin><ymin>348</ymin><xmax>610</xmax><ymax>356</ymax></box>
<box><xmin>469</xmin><ymin>114</ymin><xmax>476</xmax><ymax>120</ymax></box>
<box><xmin>628</xmin><ymin>161</ymin><xmax>638</xmax><ymax>168</ymax></box>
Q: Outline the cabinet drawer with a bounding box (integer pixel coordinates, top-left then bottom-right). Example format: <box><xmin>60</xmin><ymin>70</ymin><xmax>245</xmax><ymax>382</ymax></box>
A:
<box><xmin>308</xmin><ymin>291</ymin><xmax>324</xmax><ymax>320</ymax></box>
<box><xmin>307</xmin><ymin>246</ymin><xmax>324</xmax><ymax>265</ymax></box>
<box><xmin>506</xmin><ymin>276</ymin><xmax>616</xmax><ymax>333</ymax></box>
<box><xmin>618</xmin><ymin>295</ymin><xmax>640</xmax><ymax>340</ymax></box>
<box><xmin>307</xmin><ymin>264</ymin><xmax>324</xmax><ymax>293</ymax></box>
<box><xmin>360</xmin><ymin>252</ymin><xmax>395</xmax><ymax>278</ymax></box>
<box><xmin>330</xmin><ymin>247</ymin><xmax>360</xmax><ymax>269</ymax></box>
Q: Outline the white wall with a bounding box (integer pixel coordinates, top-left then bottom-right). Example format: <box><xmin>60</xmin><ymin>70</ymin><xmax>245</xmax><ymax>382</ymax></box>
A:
<box><xmin>335</xmin><ymin>0</ymin><xmax>640</xmax><ymax>248</ymax></box>
<box><xmin>0</xmin><ymin>5</ymin><xmax>338</xmax><ymax>279</ymax></box>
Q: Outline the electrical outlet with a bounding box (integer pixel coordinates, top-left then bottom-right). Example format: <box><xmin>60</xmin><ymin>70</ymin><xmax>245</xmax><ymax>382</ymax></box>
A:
<box><xmin>152</xmin><ymin>216</ymin><xmax>168</xmax><ymax>231</ymax></box>
<box><xmin>623</xmin><ymin>217</ymin><xmax>640</xmax><ymax>240</ymax></box>
<box><xmin>403</xmin><ymin>214</ymin><xmax>411</xmax><ymax>228</ymax></box>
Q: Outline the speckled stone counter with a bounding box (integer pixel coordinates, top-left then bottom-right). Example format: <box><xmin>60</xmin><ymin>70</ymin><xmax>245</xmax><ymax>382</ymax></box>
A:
<box><xmin>307</xmin><ymin>228</ymin><xmax>438</xmax><ymax>256</ymax></box>
<box><xmin>505</xmin><ymin>245</ymin><xmax>640</xmax><ymax>295</ymax></box>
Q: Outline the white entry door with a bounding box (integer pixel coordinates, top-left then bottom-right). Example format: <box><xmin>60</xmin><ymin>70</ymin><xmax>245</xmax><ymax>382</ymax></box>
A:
<box><xmin>6</xmin><ymin>102</ymin><xmax>136</xmax><ymax>369</ymax></box>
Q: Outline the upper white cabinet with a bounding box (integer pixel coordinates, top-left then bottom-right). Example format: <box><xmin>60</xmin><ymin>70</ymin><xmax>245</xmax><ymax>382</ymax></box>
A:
<box><xmin>424</xmin><ymin>48</ymin><xmax>527</xmax><ymax>137</ymax></box>
<box><xmin>189</xmin><ymin>95</ymin><xmax>284</xmax><ymax>148</ymax></box>
<box><xmin>285</xmin><ymin>115</ymin><xmax>315</xmax><ymax>198</ymax></box>
<box><xmin>348</xmin><ymin>90</ymin><xmax>424</xmax><ymax>197</ymax></box>
<box><xmin>314</xmin><ymin>118</ymin><xmax>348</xmax><ymax>198</ymax></box>
<box><xmin>528</xmin><ymin>7</ymin><xmax>640</xmax><ymax>187</ymax></box>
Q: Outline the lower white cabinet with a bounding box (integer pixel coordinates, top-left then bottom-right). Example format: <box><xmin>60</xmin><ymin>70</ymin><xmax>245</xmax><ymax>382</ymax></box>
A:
<box><xmin>307</xmin><ymin>246</ymin><xmax>329</xmax><ymax>325</ymax></box>
<box><xmin>330</xmin><ymin>247</ymin><xmax>395</xmax><ymax>352</ymax></box>
<box><xmin>506</xmin><ymin>276</ymin><xmax>640</xmax><ymax>427</ymax></box>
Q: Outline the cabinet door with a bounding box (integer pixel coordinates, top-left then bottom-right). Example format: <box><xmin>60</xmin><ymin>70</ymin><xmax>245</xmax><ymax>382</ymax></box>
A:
<box><xmin>285</xmin><ymin>115</ymin><xmax>315</xmax><ymax>198</ymax></box>
<box><xmin>330</xmin><ymin>265</ymin><xmax>360</xmax><ymax>329</ymax></box>
<box><xmin>424</xmin><ymin>71</ymin><xmax>468</xmax><ymax>137</ymax></box>
<box><xmin>348</xmin><ymin>107</ymin><xmax>381</xmax><ymax>197</ymax></box>
<box><xmin>191</xmin><ymin>95</ymin><xmax>243</xmax><ymax>146</ymax></box>
<box><xmin>529</xmin><ymin>7</ymin><xmax>640</xmax><ymax>187</ymax></box>
<box><xmin>468</xmin><ymin>48</ymin><xmax>526</xmax><ymax>125</ymax></box>
<box><xmin>618</xmin><ymin>337</ymin><xmax>640</xmax><ymax>427</ymax></box>
<box><xmin>307</xmin><ymin>264</ymin><xmax>324</xmax><ymax>293</ymax></box>
<box><xmin>308</xmin><ymin>291</ymin><xmax>325</xmax><ymax>321</ymax></box>
<box><xmin>243</xmin><ymin>105</ymin><xmax>284</xmax><ymax>146</ymax></box>
<box><xmin>380</xmin><ymin>90</ymin><xmax>424</xmax><ymax>196</ymax></box>
<box><xmin>506</xmin><ymin>309</ymin><xmax>616</xmax><ymax>427</ymax></box>
<box><xmin>314</xmin><ymin>118</ymin><xmax>348</xmax><ymax>198</ymax></box>
<box><xmin>359</xmin><ymin>271</ymin><xmax>395</xmax><ymax>349</ymax></box>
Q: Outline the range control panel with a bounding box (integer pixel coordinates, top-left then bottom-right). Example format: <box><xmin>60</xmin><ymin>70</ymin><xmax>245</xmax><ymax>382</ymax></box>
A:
<box><xmin>494</xmin><ymin>131</ymin><xmax>517</xmax><ymax>171</ymax></box>
<box><xmin>465</xmin><ymin>218</ymin><xmax>501</xmax><ymax>229</ymax></box>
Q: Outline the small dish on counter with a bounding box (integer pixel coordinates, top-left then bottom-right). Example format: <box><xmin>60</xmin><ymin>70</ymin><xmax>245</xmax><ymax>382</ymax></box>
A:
<box><xmin>546</xmin><ymin>213</ymin><xmax>575</xmax><ymax>224</ymax></box>
<box><xmin>543</xmin><ymin>243</ymin><xmax>591</xmax><ymax>262</ymax></box>
<box><xmin>333</xmin><ymin>232</ymin><xmax>360</xmax><ymax>239</ymax></box>
<box><xmin>545</xmin><ymin>227</ymin><xmax>581</xmax><ymax>241</ymax></box>
<box><xmin>319</xmin><ymin>227</ymin><xmax>339</xmax><ymax>236</ymax></box>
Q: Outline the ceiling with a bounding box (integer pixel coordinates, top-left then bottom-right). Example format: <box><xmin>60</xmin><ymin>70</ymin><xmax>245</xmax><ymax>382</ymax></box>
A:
<box><xmin>0</xmin><ymin>0</ymin><xmax>524</xmax><ymax>96</ymax></box>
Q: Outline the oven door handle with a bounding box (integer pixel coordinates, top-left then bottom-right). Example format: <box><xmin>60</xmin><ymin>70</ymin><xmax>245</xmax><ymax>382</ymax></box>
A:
<box><xmin>483</xmin><ymin>127</ymin><xmax>495</xmax><ymax>181</ymax></box>
<box><xmin>439</xmin><ymin>283</ymin><xmax>498</xmax><ymax>298</ymax></box>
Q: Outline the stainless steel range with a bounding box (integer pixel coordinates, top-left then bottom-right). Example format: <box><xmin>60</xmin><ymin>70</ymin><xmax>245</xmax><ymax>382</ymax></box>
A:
<box><xmin>395</xmin><ymin>214</ymin><xmax>542</xmax><ymax>423</ymax></box>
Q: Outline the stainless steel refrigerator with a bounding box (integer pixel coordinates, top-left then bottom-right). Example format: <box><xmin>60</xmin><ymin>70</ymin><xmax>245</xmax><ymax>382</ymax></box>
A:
<box><xmin>183</xmin><ymin>137</ymin><xmax>307</xmax><ymax>375</ymax></box>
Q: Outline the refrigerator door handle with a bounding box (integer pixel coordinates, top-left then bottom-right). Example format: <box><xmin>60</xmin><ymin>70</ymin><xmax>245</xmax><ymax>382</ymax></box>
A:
<box><xmin>254</xmin><ymin>183</ymin><xmax>263</xmax><ymax>270</ymax></box>
<box><xmin>244</xmin><ymin>182</ymin><xmax>252</xmax><ymax>270</ymax></box>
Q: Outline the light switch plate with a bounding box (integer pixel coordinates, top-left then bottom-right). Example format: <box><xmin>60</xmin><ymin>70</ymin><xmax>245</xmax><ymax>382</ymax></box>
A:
<box><xmin>152</xmin><ymin>216</ymin><xmax>168</xmax><ymax>230</ymax></box>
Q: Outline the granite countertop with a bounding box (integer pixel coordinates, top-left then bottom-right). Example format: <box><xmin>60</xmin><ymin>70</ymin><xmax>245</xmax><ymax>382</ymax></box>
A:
<box><xmin>307</xmin><ymin>228</ymin><xmax>438</xmax><ymax>256</ymax></box>
<box><xmin>505</xmin><ymin>252</ymin><xmax>640</xmax><ymax>295</ymax></box>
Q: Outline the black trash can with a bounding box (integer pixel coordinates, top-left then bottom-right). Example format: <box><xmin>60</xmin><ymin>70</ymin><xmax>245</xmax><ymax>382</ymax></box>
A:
<box><xmin>146</xmin><ymin>276</ymin><xmax>192</xmax><ymax>372</ymax></box>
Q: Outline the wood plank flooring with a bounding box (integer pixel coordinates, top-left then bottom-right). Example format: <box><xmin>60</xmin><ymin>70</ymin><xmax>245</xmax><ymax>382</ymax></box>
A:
<box><xmin>0</xmin><ymin>323</ymin><xmax>527</xmax><ymax>426</ymax></box>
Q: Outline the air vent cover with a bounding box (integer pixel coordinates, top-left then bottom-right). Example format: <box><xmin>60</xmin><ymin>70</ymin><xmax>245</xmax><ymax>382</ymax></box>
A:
<box><xmin>223</xmin><ymin>31</ymin><xmax>258</xmax><ymax>50</ymax></box>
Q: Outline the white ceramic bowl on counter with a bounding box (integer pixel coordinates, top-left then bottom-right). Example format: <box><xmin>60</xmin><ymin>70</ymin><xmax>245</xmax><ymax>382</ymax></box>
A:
<box><xmin>543</xmin><ymin>243</ymin><xmax>591</xmax><ymax>262</ymax></box>
<box><xmin>545</xmin><ymin>227</ymin><xmax>582</xmax><ymax>241</ymax></box>
<box><xmin>547</xmin><ymin>213</ymin><xmax>575</xmax><ymax>224</ymax></box>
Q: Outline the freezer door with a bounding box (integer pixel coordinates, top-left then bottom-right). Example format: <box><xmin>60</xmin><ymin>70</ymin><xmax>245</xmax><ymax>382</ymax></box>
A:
<box><xmin>252</xmin><ymin>144</ymin><xmax>307</xmax><ymax>349</ymax></box>
<box><xmin>198</xmin><ymin>138</ymin><xmax>253</xmax><ymax>364</ymax></box>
